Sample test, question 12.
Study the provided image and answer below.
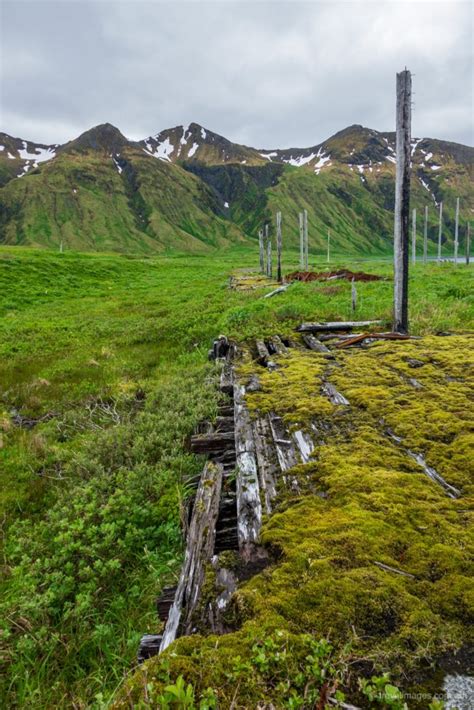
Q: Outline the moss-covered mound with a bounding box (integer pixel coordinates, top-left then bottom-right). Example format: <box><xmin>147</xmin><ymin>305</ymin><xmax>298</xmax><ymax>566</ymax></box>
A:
<box><xmin>116</xmin><ymin>335</ymin><xmax>473</xmax><ymax>709</ymax></box>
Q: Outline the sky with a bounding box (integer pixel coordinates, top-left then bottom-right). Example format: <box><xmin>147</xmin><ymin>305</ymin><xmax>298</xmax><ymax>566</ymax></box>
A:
<box><xmin>0</xmin><ymin>0</ymin><xmax>472</xmax><ymax>148</ymax></box>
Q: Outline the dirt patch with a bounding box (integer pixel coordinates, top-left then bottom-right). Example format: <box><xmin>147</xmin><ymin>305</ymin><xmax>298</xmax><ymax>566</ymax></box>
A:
<box><xmin>286</xmin><ymin>269</ymin><xmax>385</xmax><ymax>283</ymax></box>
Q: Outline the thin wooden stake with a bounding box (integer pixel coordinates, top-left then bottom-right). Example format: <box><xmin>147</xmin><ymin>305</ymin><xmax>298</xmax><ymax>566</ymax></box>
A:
<box><xmin>466</xmin><ymin>223</ymin><xmax>470</xmax><ymax>266</ymax></box>
<box><xmin>393</xmin><ymin>68</ymin><xmax>412</xmax><ymax>334</ymax></box>
<box><xmin>411</xmin><ymin>208</ymin><xmax>416</xmax><ymax>264</ymax></box>
<box><xmin>423</xmin><ymin>205</ymin><xmax>428</xmax><ymax>264</ymax></box>
<box><xmin>266</xmin><ymin>224</ymin><xmax>272</xmax><ymax>278</ymax></box>
<box><xmin>351</xmin><ymin>278</ymin><xmax>357</xmax><ymax>313</ymax></box>
<box><xmin>327</xmin><ymin>229</ymin><xmax>331</xmax><ymax>264</ymax></box>
<box><xmin>437</xmin><ymin>201</ymin><xmax>443</xmax><ymax>262</ymax></box>
<box><xmin>258</xmin><ymin>229</ymin><xmax>264</xmax><ymax>273</ymax></box>
<box><xmin>454</xmin><ymin>197</ymin><xmax>460</xmax><ymax>264</ymax></box>
<box><xmin>276</xmin><ymin>211</ymin><xmax>282</xmax><ymax>282</ymax></box>
<box><xmin>303</xmin><ymin>209</ymin><xmax>309</xmax><ymax>269</ymax></box>
<box><xmin>299</xmin><ymin>212</ymin><xmax>304</xmax><ymax>269</ymax></box>
<box><xmin>59</xmin><ymin>241</ymin><xmax>63</xmax><ymax>254</ymax></box>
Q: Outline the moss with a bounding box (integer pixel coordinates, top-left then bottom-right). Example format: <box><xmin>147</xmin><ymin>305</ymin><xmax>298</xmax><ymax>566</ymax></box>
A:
<box><xmin>117</xmin><ymin>336</ymin><xmax>473</xmax><ymax>707</ymax></box>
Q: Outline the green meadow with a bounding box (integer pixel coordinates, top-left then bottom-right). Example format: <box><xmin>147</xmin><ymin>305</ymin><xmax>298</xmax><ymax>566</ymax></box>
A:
<box><xmin>0</xmin><ymin>246</ymin><xmax>472</xmax><ymax>708</ymax></box>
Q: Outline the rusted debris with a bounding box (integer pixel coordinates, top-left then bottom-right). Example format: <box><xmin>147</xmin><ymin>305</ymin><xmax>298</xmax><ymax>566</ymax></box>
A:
<box><xmin>286</xmin><ymin>269</ymin><xmax>385</xmax><ymax>283</ymax></box>
<box><xmin>335</xmin><ymin>332</ymin><xmax>413</xmax><ymax>348</ymax></box>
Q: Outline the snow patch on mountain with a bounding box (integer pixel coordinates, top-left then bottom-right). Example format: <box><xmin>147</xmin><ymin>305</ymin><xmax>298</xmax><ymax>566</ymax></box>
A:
<box><xmin>18</xmin><ymin>141</ymin><xmax>56</xmax><ymax>164</ymax></box>
<box><xmin>259</xmin><ymin>151</ymin><xmax>277</xmax><ymax>161</ymax></box>
<box><xmin>285</xmin><ymin>152</ymin><xmax>316</xmax><ymax>167</ymax></box>
<box><xmin>188</xmin><ymin>142</ymin><xmax>199</xmax><ymax>158</ymax></box>
<box><xmin>148</xmin><ymin>137</ymin><xmax>174</xmax><ymax>162</ymax></box>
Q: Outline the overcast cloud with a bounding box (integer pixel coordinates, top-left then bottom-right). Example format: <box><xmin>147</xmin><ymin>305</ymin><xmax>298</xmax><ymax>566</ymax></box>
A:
<box><xmin>0</xmin><ymin>0</ymin><xmax>472</xmax><ymax>148</ymax></box>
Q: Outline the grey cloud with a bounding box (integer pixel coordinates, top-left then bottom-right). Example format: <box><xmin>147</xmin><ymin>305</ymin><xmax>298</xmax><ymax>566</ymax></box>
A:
<box><xmin>1</xmin><ymin>0</ymin><xmax>472</xmax><ymax>147</ymax></box>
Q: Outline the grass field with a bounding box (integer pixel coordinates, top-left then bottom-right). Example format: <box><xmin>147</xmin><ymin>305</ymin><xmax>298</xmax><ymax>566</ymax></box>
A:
<box><xmin>0</xmin><ymin>245</ymin><xmax>472</xmax><ymax>708</ymax></box>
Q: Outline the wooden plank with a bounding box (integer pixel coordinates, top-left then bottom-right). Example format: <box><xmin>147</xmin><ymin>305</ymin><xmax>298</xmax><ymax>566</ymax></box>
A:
<box><xmin>190</xmin><ymin>430</ymin><xmax>235</xmax><ymax>454</ymax></box>
<box><xmin>297</xmin><ymin>320</ymin><xmax>382</xmax><ymax>333</ymax></box>
<box><xmin>160</xmin><ymin>461</ymin><xmax>223</xmax><ymax>651</ymax></box>
<box><xmin>393</xmin><ymin>68</ymin><xmax>412</xmax><ymax>334</ymax></box>
<box><xmin>234</xmin><ymin>383</ymin><xmax>263</xmax><ymax>557</ymax></box>
<box><xmin>322</xmin><ymin>382</ymin><xmax>349</xmax><ymax>406</ymax></box>
<box><xmin>302</xmin><ymin>333</ymin><xmax>331</xmax><ymax>354</ymax></box>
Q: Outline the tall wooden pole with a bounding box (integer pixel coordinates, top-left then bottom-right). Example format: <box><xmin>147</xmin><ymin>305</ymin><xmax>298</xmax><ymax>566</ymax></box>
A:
<box><xmin>437</xmin><ymin>202</ymin><xmax>443</xmax><ymax>262</ymax></box>
<box><xmin>258</xmin><ymin>229</ymin><xmax>264</xmax><ymax>273</ymax></box>
<box><xmin>303</xmin><ymin>209</ymin><xmax>309</xmax><ymax>270</ymax></box>
<box><xmin>423</xmin><ymin>205</ymin><xmax>428</xmax><ymax>264</ymax></box>
<box><xmin>327</xmin><ymin>229</ymin><xmax>331</xmax><ymax>264</ymax></box>
<box><xmin>411</xmin><ymin>209</ymin><xmax>416</xmax><ymax>265</ymax></box>
<box><xmin>266</xmin><ymin>224</ymin><xmax>272</xmax><ymax>278</ymax></box>
<box><xmin>454</xmin><ymin>197</ymin><xmax>460</xmax><ymax>264</ymax></box>
<box><xmin>466</xmin><ymin>223</ymin><xmax>470</xmax><ymax>266</ymax></box>
<box><xmin>276</xmin><ymin>211</ymin><xmax>282</xmax><ymax>282</ymax></box>
<box><xmin>299</xmin><ymin>212</ymin><xmax>304</xmax><ymax>269</ymax></box>
<box><xmin>393</xmin><ymin>68</ymin><xmax>412</xmax><ymax>334</ymax></box>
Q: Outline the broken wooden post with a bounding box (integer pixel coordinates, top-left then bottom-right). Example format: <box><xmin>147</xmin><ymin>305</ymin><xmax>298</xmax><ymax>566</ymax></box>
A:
<box><xmin>454</xmin><ymin>197</ymin><xmax>460</xmax><ymax>264</ymax></box>
<box><xmin>299</xmin><ymin>212</ymin><xmax>304</xmax><ymax>269</ymax></box>
<box><xmin>466</xmin><ymin>222</ymin><xmax>471</xmax><ymax>266</ymax></box>
<box><xmin>258</xmin><ymin>229</ymin><xmax>264</xmax><ymax>273</ymax></box>
<box><xmin>393</xmin><ymin>68</ymin><xmax>412</xmax><ymax>334</ymax></box>
<box><xmin>411</xmin><ymin>208</ymin><xmax>416</xmax><ymax>264</ymax></box>
<box><xmin>276</xmin><ymin>211</ymin><xmax>282</xmax><ymax>282</ymax></box>
<box><xmin>303</xmin><ymin>209</ymin><xmax>309</xmax><ymax>269</ymax></box>
<box><xmin>327</xmin><ymin>228</ymin><xmax>331</xmax><ymax>264</ymax></box>
<box><xmin>59</xmin><ymin>241</ymin><xmax>63</xmax><ymax>254</ymax></box>
<box><xmin>437</xmin><ymin>202</ymin><xmax>443</xmax><ymax>262</ymax></box>
<box><xmin>423</xmin><ymin>205</ymin><xmax>428</xmax><ymax>264</ymax></box>
<box><xmin>351</xmin><ymin>278</ymin><xmax>357</xmax><ymax>313</ymax></box>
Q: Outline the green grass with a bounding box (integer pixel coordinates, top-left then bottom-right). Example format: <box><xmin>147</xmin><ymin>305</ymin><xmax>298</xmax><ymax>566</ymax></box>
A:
<box><xmin>0</xmin><ymin>245</ymin><xmax>472</xmax><ymax>708</ymax></box>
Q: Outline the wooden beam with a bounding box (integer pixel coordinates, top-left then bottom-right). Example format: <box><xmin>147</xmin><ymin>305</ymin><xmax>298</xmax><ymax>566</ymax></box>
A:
<box><xmin>276</xmin><ymin>211</ymin><xmax>282</xmax><ymax>282</ymax></box>
<box><xmin>454</xmin><ymin>197</ymin><xmax>460</xmax><ymax>264</ymax></box>
<box><xmin>423</xmin><ymin>205</ymin><xmax>428</xmax><ymax>264</ymax></box>
<box><xmin>299</xmin><ymin>212</ymin><xmax>304</xmax><ymax>269</ymax></box>
<box><xmin>412</xmin><ymin>208</ymin><xmax>416</xmax><ymax>264</ymax></box>
<box><xmin>393</xmin><ymin>68</ymin><xmax>412</xmax><ymax>334</ymax></box>
<box><xmin>297</xmin><ymin>320</ymin><xmax>383</xmax><ymax>333</ymax></box>
<box><xmin>258</xmin><ymin>228</ymin><xmax>264</xmax><ymax>273</ymax></box>
<box><xmin>467</xmin><ymin>222</ymin><xmax>471</xmax><ymax>266</ymax></box>
<box><xmin>437</xmin><ymin>201</ymin><xmax>443</xmax><ymax>262</ymax></box>
<box><xmin>303</xmin><ymin>209</ymin><xmax>309</xmax><ymax>269</ymax></box>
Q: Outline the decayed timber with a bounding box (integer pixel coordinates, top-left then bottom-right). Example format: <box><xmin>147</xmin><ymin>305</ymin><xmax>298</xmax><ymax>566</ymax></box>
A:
<box><xmin>255</xmin><ymin>339</ymin><xmax>272</xmax><ymax>367</ymax></box>
<box><xmin>297</xmin><ymin>320</ymin><xmax>383</xmax><ymax>333</ymax></box>
<box><xmin>252</xmin><ymin>416</ymin><xmax>279</xmax><ymax>513</ymax></box>
<box><xmin>393</xmin><ymin>68</ymin><xmax>412</xmax><ymax>334</ymax></box>
<box><xmin>264</xmin><ymin>283</ymin><xmax>291</xmax><ymax>298</ymax></box>
<box><xmin>160</xmin><ymin>461</ymin><xmax>223</xmax><ymax>651</ymax></box>
<box><xmin>302</xmin><ymin>333</ymin><xmax>331</xmax><ymax>353</ymax></box>
<box><xmin>234</xmin><ymin>383</ymin><xmax>263</xmax><ymax>557</ymax></box>
<box><xmin>267</xmin><ymin>335</ymin><xmax>288</xmax><ymax>355</ymax></box>
<box><xmin>373</xmin><ymin>561</ymin><xmax>415</xmax><ymax>579</ymax></box>
<box><xmin>190</xmin><ymin>430</ymin><xmax>235</xmax><ymax>454</ymax></box>
<box><xmin>138</xmin><ymin>634</ymin><xmax>163</xmax><ymax>663</ymax></box>
<box><xmin>322</xmin><ymin>382</ymin><xmax>349</xmax><ymax>406</ymax></box>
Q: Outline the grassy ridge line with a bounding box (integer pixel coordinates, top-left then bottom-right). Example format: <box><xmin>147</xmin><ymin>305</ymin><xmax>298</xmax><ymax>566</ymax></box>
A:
<box><xmin>0</xmin><ymin>247</ymin><xmax>472</xmax><ymax>707</ymax></box>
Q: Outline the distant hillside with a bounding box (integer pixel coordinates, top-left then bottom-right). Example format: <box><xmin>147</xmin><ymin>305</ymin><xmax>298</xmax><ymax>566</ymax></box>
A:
<box><xmin>0</xmin><ymin>124</ymin><xmax>244</xmax><ymax>253</ymax></box>
<box><xmin>0</xmin><ymin>121</ymin><xmax>472</xmax><ymax>254</ymax></box>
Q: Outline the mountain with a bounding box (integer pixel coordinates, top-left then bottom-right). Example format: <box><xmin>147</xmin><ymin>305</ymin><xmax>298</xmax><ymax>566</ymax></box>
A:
<box><xmin>0</xmin><ymin>132</ymin><xmax>58</xmax><ymax>186</ymax></box>
<box><xmin>0</xmin><ymin>124</ymin><xmax>244</xmax><ymax>252</ymax></box>
<box><xmin>0</xmin><ymin>121</ymin><xmax>472</xmax><ymax>254</ymax></box>
<box><xmin>140</xmin><ymin>122</ymin><xmax>266</xmax><ymax>166</ymax></box>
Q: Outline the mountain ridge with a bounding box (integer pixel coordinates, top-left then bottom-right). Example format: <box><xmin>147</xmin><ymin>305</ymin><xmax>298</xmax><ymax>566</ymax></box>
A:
<box><xmin>0</xmin><ymin>120</ymin><xmax>472</xmax><ymax>255</ymax></box>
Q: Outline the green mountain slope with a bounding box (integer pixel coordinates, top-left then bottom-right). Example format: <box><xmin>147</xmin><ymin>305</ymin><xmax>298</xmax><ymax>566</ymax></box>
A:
<box><xmin>0</xmin><ymin>125</ymin><xmax>244</xmax><ymax>253</ymax></box>
<box><xmin>0</xmin><ymin>122</ymin><xmax>471</xmax><ymax>255</ymax></box>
